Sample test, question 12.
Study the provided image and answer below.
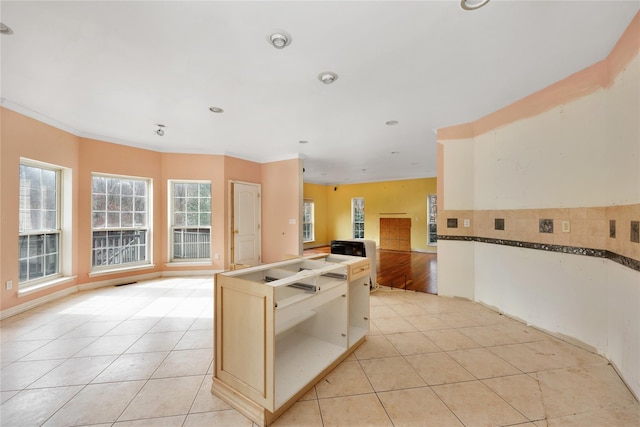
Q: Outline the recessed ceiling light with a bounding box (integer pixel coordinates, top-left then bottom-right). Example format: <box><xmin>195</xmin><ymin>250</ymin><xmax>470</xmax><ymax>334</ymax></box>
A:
<box><xmin>209</xmin><ymin>107</ymin><xmax>224</xmax><ymax>113</ymax></box>
<box><xmin>318</xmin><ymin>72</ymin><xmax>338</xmax><ymax>85</ymax></box>
<box><xmin>269</xmin><ymin>31</ymin><xmax>291</xmax><ymax>49</ymax></box>
<box><xmin>461</xmin><ymin>0</ymin><xmax>490</xmax><ymax>10</ymax></box>
<box><xmin>386</xmin><ymin>120</ymin><xmax>399</xmax><ymax>126</ymax></box>
<box><xmin>0</xmin><ymin>22</ymin><xmax>13</xmax><ymax>35</ymax></box>
<box><xmin>155</xmin><ymin>124</ymin><xmax>165</xmax><ymax>136</ymax></box>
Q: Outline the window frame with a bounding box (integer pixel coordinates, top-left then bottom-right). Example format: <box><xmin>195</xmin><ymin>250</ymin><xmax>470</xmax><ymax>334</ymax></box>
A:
<box><xmin>90</xmin><ymin>173</ymin><xmax>152</xmax><ymax>272</ymax></box>
<box><xmin>352</xmin><ymin>197</ymin><xmax>365</xmax><ymax>239</ymax></box>
<box><xmin>18</xmin><ymin>161</ymin><xmax>62</xmax><ymax>287</ymax></box>
<box><xmin>303</xmin><ymin>199</ymin><xmax>315</xmax><ymax>243</ymax></box>
<box><xmin>427</xmin><ymin>194</ymin><xmax>437</xmax><ymax>246</ymax></box>
<box><xmin>168</xmin><ymin>180</ymin><xmax>212</xmax><ymax>262</ymax></box>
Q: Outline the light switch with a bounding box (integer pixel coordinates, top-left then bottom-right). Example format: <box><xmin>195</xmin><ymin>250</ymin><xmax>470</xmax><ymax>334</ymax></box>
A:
<box><xmin>288</xmin><ymin>218</ymin><xmax>296</xmax><ymax>225</ymax></box>
<box><xmin>6</xmin><ymin>280</ymin><xmax>12</xmax><ymax>290</ymax></box>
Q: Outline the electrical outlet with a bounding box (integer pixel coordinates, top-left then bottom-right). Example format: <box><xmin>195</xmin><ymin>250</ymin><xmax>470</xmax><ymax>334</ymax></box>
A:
<box><xmin>463</xmin><ymin>219</ymin><xmax>470</xmax><ymax>227</ymax></box>
<box><xmin>214</xmin><ymin>253</ymin><xmax>220</xmax><ymax>260</ymax></box>
<box><xmin>562</xmin><ymin>221</ymin><xmax>570</xmax><ymax>233</ymax></box>
<box><xmin>6</xmin><ymin>280</ymin><xmax>12</xmax><ymax>290</ymax></box>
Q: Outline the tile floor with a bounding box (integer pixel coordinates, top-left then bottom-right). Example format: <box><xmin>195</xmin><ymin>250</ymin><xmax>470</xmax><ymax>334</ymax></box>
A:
<box><xmin>1</xmin><ymin>277</ymin><xmax>638</xmax><ymax>426</ymax></box>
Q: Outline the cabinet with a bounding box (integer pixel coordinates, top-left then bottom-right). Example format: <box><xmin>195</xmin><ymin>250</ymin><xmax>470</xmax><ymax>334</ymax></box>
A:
<box><xmin>212</xmin><ymin>255</ymin><xmax>370</xmax><ymax>426</ymax></box>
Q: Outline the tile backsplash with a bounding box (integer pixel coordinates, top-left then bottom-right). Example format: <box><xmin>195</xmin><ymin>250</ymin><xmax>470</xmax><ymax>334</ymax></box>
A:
<box><xmin>437</xmin><ymin>204</ymin><xmax>640</xmax><ymax>263</ymax></box>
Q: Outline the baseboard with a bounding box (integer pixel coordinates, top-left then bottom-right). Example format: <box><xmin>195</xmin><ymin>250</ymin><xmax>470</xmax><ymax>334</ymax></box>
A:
<box><xmin>162</xmin><ymin>269</ymin><xmax>220</xmax><ymax>277</ymax></box>
<box><xmin>77</xmin><ymin>272</ymin><xmax>162</xmax><ymax>291</ymax></box>
<box><xmin>412</xmin><ymin>248</ymin><xmax>437</xmax><ymax>254</ymax></box>
<box><xmin>0</xmin><ymin>286</ymin><xmax>79</xmax><ymax>320</ymax></box>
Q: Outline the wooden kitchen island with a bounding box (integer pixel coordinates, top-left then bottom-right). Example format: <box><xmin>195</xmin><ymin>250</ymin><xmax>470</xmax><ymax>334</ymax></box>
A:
<box><xmin>212</xmin><ymin>254</ymin><xmax>370</xmax><ymax>426</ymax></box>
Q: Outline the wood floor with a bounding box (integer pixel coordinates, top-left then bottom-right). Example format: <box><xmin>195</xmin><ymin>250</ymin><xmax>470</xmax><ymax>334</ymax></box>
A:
<box><xmin>303</xmin><ymin>246</ymin><xmax>438</xmax><ymax>294</ymax></box>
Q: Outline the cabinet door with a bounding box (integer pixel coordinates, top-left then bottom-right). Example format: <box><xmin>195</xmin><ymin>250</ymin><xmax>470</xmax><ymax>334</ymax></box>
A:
<box><xmin>216</xmin><ymin>275</ymin><xmax>275</xmax><ymax>411</ymax></box>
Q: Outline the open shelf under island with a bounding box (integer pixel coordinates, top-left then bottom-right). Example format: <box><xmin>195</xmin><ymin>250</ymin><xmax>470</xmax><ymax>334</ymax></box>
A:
<box><xmin>212</xmin><ymin>254</ymin><xmax>371</xmax><ymax>426</ymax></box>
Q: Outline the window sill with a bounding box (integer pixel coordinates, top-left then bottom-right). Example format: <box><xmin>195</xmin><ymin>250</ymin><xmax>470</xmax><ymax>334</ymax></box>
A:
<box><xmin>89</xmin><ymin>263</ymin><xmax>155</xmax><ymax>278</ymax></box>
<box><xmin>165</xmin><ymin>260</ymin><xmax>212</xmax><ymax>267</ymax></box>
<box><xmin>18</xmin><ymin>276</ymin><xmax>77</xmax><ymax>297</ymax></box>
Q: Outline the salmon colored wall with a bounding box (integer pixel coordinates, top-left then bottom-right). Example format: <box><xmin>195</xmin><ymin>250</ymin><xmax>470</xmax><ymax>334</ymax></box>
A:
<box><xmin>1</xmin><ymin>108</ymin><xmax>80</xmax><ymax>310</ymax></box>
<box><xmin>261</xmin><ymin>159</ymin><xmax>303</xmax><ymax>262</ymax></box>
<box><xmin>302</xmin><ymin>182</ymin><xmax>329</xmax><ymax>248</ymax></box>
<box><xmin>224</xmin><ymin>156</ymin><xmax>262</xmax><ymax>184</ymax></box>
<box><xmin>77</xmin><ymin>138</ymin><xmax>163</xmax><ymax>283</ymax></box>
<box><xmin>1</xmin><ymin>109</ymin><xmax>304</xmax><ymax>312</ymax></box>
<box><xmin>160</xmin><ymin>153</ymin><xmax>226</xmax><ymax>271</ymax></box>
<box><xmin>321</xmin><ymin>178</ymin><xmax>437</xmax><ymax>252</ymax></box>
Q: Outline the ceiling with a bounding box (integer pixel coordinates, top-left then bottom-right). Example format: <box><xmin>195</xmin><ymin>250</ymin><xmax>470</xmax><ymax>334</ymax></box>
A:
<box><xmin>1</xmin><ymin>1</ymin><xmax>638</xmax><ymax>185</ymax></box>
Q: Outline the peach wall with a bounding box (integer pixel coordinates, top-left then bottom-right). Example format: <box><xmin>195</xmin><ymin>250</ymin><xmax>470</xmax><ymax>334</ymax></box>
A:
<box><xmin>1</xmin><ymin>108</ymin><xmax>80</xmax><ymax>310</ymax></box>
<box><xmin>1</xmin><ymin>108</ymin><xmax>305</xmax><ymax>313</ymax></box>
<box><xmin>261</xmin><ymin>158</ymin><xmax>303</xmax><ymax>263</ymax></box>
<box><xmin>77</xmin><ymin>138</ymin><xmax>163</xmax><ymax>283</ymax></box>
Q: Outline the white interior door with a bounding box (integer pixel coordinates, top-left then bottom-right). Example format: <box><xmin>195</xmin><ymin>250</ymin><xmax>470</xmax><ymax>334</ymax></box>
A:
<box><xmin>232</xmin><ymin>182</ymin><xmax>261</xmax><ymax>266</ymax></box>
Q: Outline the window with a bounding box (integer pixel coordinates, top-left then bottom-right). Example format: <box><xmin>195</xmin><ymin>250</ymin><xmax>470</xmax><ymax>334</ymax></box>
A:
<box><xmin>303</xmin><ymin>199</ymin><xmax>314</xmax><ymax>243</ymax></box>
<box><xmin>91</xmin><ymin>175</ymin><xmax>150</xmax><ymax>270</ymax></box>
<box><xmin>427</xmin><ymin>194</ymin><xmax>437</xmax><ymax>245</ymax></box>
<box><xmin>352</xmin><ymin>197</ymin><xmax>365</xmax><ymax>238</ymax></box>
<box><xmin>170</xmin><ymin>181</ymin><xmax>211</xmax><ymax>260</ymax></box>
<box><xmin>19</xmin><ymin>163</ymin><xmax>61</xmax><ymax>285</ymax></box>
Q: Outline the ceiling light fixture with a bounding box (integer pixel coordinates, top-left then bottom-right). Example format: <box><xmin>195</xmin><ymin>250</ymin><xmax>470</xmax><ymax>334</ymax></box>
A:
<box><xmin>318</xmin><ymin>72</ymin><xmax>338</xmax><ymax>85</ymax></box>
<box><xmin>209</xmin><ymin>107</ymin><xmax>224</xmax><ymax>113</ymax></box>
<box><xmin>269</xmin><ymin>32</ymin><xmax>291</xmax><ymax>49</ymax></box>
<box><xmin>0</xmin><ymin>22</ymin><xmax>13</xmax><ymax>35</ymax></box>
<box><xmin>461</xmin><ymin>0</ymin><xmax>490</xmax><ymax>10</ymax></box>
<box><xmin>155</xmin><ymin>124</ymin><xmax>165</xmax><ymax>136</ymax></box>
<box><xmin>386</xmin><ymin>120</ymin><xmax>399</xmax><ymax>126</ymax></box>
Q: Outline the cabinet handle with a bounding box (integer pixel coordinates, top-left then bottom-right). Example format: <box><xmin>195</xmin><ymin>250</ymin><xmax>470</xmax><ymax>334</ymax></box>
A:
<box><xmin>341</xmin><ymin>333</ymin><xmax>346</xmax><ymax>337</ymax></box>
<box><xmin>341</xmin><ymin>294</ymin><xmax>346</xmax><ymax>298</ymax></box>
<box><xmin>364</xmin><ymin>317</ymin><xmax>368</xmax><ymax>320</ymax></box>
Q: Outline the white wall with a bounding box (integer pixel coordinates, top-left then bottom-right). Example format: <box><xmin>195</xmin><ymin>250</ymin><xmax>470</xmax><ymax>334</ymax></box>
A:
<box><xmin>436</xmin><ymin>240</ymin><xmax>475</xmax><ymax>300</ymax></box>
<box><xmin>473</xmin><ymin>91</ymin><xmax>608</xmax><ymax>210</ymax></box>
<box><xmin>606</xmin><ymin>54</ymin><xmax>640</xmax><ymax>205</ymax></box>
<box><xmin>442</xmin><ymin>138</ymin><xmax>475</xmax><ymax>210</ymax></box>
<box><xmin>475</xmin><ymin>244</ymin><xmax>639</xmax><ymax>396</ymax></box>
<box><xmin>438</xmin><ymin>43</ymin><xmax>639</xmax><ymax>397</ymax></box>
<box><xmin>606</xmin><ymin>261</ymin><xmax>640</xmax><ymax>396</ymax></box>
<box><xmin>475</xmin><ymin>244</ymin><xmax>609</xmax><ymax>351</ymax></box>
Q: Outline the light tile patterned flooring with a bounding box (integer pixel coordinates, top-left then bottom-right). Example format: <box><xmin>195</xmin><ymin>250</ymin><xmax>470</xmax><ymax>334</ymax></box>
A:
<box><xmin>1</xmin><ymin>277</ymin><xmax>638</xmax><ymax>426</ymax></box>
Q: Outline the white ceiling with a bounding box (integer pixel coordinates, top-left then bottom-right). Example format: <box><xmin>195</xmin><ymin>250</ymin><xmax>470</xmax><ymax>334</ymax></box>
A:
<box><xmin>1</xmin><ymin>1</ymin><xmax>638</xmax><ymax>185</ymax></box>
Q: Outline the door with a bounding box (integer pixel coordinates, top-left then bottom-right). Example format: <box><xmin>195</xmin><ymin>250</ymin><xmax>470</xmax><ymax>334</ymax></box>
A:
<box><xmin>231</xmin><ymin>181</ymin><xmax>261</xmax><ymax>266</ymax></box>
